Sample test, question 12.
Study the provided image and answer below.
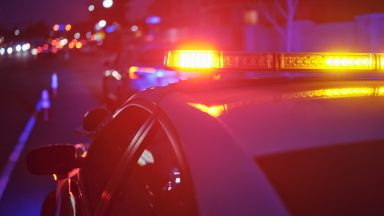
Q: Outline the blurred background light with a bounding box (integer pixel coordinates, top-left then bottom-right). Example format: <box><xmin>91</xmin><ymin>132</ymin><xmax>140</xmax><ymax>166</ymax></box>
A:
<box><xmin>88</xmin><ymin>4</ymin><xmax>95</xmax><ymax>12</ymax></box>
<box><xmin>7</xmin><ymin>47</ymin><xmax>13</xmax><ymax>55</ymax></box>
<box><xmin>103</xmin><ymin>0</ymin><xmax>113</xmax><ymax>8</ymax></box>
<box><xmin>15</xmin><ymin>45</ymin><xmax>22</xmax><ymax>52</ymax></box>
<box><xmin>68</xmin><ymin>42</ymin><xmax>75</xmax><ymax>49</ymax></box>
<box><xmin>131</xmin><ymin>25</ymin><xmax>138</xmax><ymax>32</ymax></box>
<box><xmin>31</xmin><ymin>48</ymin><xmax>38</xmax><ymax>56</ymax></box>
<box><xmin>60</xmin><ymin>39</ymin><xmax>68</xmax><ymax>46</ymax></box>
<box><xmin>86</xmin><ymin>32</ymin><xmax>92</xmax><ymax>39</ymax></box>
<box><xmin>14</xmin><ymin>29</ymin><xmax>20</xmax><ymax>36</ymax></box>
<box><xmin>75</xmin><ymin>41</ymin><xmax>82</xmax><ymax>49</ymax></box>
<box><xmin>105</xmin><ymin>25</ymin><xmax>116</xmax><ymax>33</ymax></box>
<box><xmin>95</xmin><ymin>20</ymin><xmax>107</xmax><ymax>31</ymax></box>
<box><xmin>65</xmin><ymin>24</ymin><xmax>72</xmax><ymax>31</ymax></box>
<box><xmin>22</xmin><ymin>43</ymin><xmax>30</xmax><ymax>51</ymax></box>
<box><xmin>74</xmin><ymin>32</ymin><xmax>81</xmax><ymax>39</ymax></box>
<box><xmin>146</xmin><ymin>16</ymin><xmax>161</xmax><ymax>24</ymax></box>
<box><xmin>99</xmin><ymin>20</ymin><xmax>106</xmax><ymax>28</ymax></box>
<box><xmin>53</xmin><ymin>24</ymin><xmax>59</xmax><ymax>31</ymax></box>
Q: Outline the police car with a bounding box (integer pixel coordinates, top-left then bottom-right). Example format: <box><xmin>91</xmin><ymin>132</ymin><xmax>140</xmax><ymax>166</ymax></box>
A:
<box><xmin>102</xmin><ymin>47</ymin><xmax>176</xmax><ymax>110</ymax></box>
<box><xmin>27</xmin><ymin>50</ymin><xmax>384</xmax><ymax>215</ymax></box>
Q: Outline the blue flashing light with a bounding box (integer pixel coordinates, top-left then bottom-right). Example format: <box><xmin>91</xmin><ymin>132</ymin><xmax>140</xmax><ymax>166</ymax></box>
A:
<box><xmin>58</xmin><ymin>24</ymin><xmax>66</xmax><ymax>31</ymax></box>
<box><xmin>146</xmin><ymin>16</ymin><xmax>161</xmax><ymax>24</ymax></box>
<box><xmin>105</xmin><ymin>25</ymin><xmax>116</xmax><ymax>33</ymax></box>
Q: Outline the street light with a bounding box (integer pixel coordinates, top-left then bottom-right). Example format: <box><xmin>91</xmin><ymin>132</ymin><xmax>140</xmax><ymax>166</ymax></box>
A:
<box><xmin>103</xmin><ymin>0</ymin><xmax>113</xmax><ymax>8</ymax></box>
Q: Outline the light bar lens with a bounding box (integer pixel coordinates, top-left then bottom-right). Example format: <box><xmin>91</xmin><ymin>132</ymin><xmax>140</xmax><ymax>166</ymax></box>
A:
<box><xmin>222</xmin><ymin>53</ymin><xmax>275</xmax><ymax>70</ymax></box>
<box><xmin>280</xmin><ymin>53</ymin><xmax>375</xmax><ymax>70</ymax></box>
<box><xmin>378</xmin><ymin>54</ymin><xmax>384</xmax><ymax>70</ymax></box>
<box><xmin>166</xmin><ymin>50</ymin><xmax>221</xmax><ymax>69</ymax></box>
<box><xmin>165</xmin><ymin>50</ymin><xmax>384</xmax><ymax>71</ymax></box>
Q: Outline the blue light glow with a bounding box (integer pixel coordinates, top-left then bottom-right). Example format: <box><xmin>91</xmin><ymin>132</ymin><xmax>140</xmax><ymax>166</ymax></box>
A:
<box><xmin>156</xmin><ymin>71</ymin><xmax>164</xmax><ymax>78</ymax></box>
<box><xmin>146</xmin><ymin>16</ymin><xmax>161</xmax><ymax>24</ymax></box>
<box><xmin>175</xmin><ymin>177</ymin><xmax>181</xmax><ymax>184</ymax></box>
<box><xmin>105</xmin><ymin>25</ymin><xmax>116</xmax><ymax>33</ymax></box>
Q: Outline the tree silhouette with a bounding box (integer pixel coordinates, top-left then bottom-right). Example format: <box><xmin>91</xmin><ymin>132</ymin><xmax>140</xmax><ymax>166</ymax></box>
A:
<box><xmin>250</xmin><ymin>0</ymin><xmax>298</xmax><ymax>51</ymax></box>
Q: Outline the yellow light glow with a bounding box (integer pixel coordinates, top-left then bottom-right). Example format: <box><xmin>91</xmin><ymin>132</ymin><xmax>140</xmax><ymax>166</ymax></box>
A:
<box><xmin>68</xmin><ymin>42</ymin><xmax>75</xmax><ymax>49</ymax></box>
<box><xmin>188</xmin><ymin>103</ymin><xmax>227</xmax><ymax>117</ymax></box>
<box><xmin>289</xmin><ymin>87</ymin><xmax>381</xmax><ymax>99</ymax></box>
<box><xmin>128</xmin><ymin>66</ymin><xmax>139</xmax><ymax>79</ymax></box>
<box><xmin>81</xmin><ymin>151</ymin><xmax>88</xmax><ymax>158</ymax></box>
<box><xmin>75</xmin><ymin>42</ymin><xmax>82</xmax><ymax>49</ymax></box>
<box><xmin>378</xmin><ymin>54</ymin><xmax>384</xmax><ymax>70</ymax></box>
<box><xmin>280</xmin><ymin>53</ymin><xmax>375</xmax><ymax>70</ymax></box>
<box><xmin>378</xmin><ymin>87</ymin><xmax>384</xmax><ymax>96</ymax></box>
<box><xmin>65</xmin><ymin>24</ymin><xmax>72</xmax><ymax>31</ymax></box>
<box><xmin>166</xmin><ymin>50</ymin><xmax>221</xmax><ymax>69</ymax></box>
<box><xmin>53</xmin><ymin>174</ymin><xmax>58</xmax><ymax>181</ymax></box>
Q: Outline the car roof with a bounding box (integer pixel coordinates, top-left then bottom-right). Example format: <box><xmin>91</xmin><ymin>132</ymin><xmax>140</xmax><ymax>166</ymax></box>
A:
<box><xmin>132</xmin><ymin>77</ymin><xmax>384</xmax><ymax>156</ymax></box>
<box><xmin>125</xmin><ymin>77</ymin><xmax>384</xmax><ymax>215</ymax></box>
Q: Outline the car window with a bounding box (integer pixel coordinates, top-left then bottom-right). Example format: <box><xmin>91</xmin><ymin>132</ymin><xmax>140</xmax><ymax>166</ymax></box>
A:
<box><xmin>106</xmin><ymin>120</ymin><xmax>197</xmax><ymax>216</ymax></box>
<box><xmin>81</xmin><ymin>106</ymin><xmax>151</xmax><ymax>210</ymax></box>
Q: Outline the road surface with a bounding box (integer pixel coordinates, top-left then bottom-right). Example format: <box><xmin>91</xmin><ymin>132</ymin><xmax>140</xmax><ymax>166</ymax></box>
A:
<box><xmin>0</xmin><ymin>52</ymin><xmax>105</xmax><ymax>216</ymax></box>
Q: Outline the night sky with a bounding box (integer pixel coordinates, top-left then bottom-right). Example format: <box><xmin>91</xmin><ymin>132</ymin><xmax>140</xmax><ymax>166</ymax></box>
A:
<box><xmin>0</xmin><ymin>0</ymin><xmax>88</xmax><ymax>28</ymax></box>
<box><xmin>1</xmin><ymin>0</ymin><xmax>384</xmax><ymax>28</ymax></box>
<box><xmin>297</xmin><ymin>0</ymin><xmax>384</xmax><ymax>23</ymax></box>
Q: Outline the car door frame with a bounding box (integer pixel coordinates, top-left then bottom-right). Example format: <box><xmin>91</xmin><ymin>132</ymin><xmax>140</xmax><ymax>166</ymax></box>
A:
<box><xmin>94</xmin><ymin>98</ymin><xmax>198</xmax><ymax>215</ymax></box>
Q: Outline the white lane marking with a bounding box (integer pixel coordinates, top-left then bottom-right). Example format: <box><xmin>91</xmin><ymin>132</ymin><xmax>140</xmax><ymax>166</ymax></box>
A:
<box><xmin>0</xmin><ymin>102</ymin><xmax>42</xmax><ymax>201</ymax></box>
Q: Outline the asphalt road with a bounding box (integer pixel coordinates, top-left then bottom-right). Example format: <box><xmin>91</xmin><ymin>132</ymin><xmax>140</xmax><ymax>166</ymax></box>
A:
<box><xmin>0</xmin><ymin>52</ymin><xmax>105</xmax><ymax>215</ymax></box>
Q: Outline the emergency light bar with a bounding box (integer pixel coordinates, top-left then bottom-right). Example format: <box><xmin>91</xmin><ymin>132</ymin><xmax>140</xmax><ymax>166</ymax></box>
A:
<box><xmin>165</xmin><ymin>50</ymin><xmax>384</xmax><ymax>71</ymax></box>
<box><xmin>379</xmin><ymin>54</ymin><xmax>384</xmax><ymax>70</ymax></box>
<box><xmin>166</xmin><ymin>50</ymin><xmax>222</xmax><ymax>69</ymax></box>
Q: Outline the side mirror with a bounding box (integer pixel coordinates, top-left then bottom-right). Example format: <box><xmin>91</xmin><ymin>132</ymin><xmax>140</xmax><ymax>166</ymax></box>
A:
<box><xmin>26</xmin><ymin>145</ymin><xmax>82</xmax><ymax>176</ymax></box>
<box><xmin>82</xmin><ymin>108</ymin><xmax>112</xmax><ymax>132</ymax></box>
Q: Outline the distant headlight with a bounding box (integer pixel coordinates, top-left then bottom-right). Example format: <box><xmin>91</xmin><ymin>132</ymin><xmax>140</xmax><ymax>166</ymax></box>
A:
<box><xmin>104</xmin><ymin>70</ymin><xmax>121</xmax><ymax>80</ymax></box>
